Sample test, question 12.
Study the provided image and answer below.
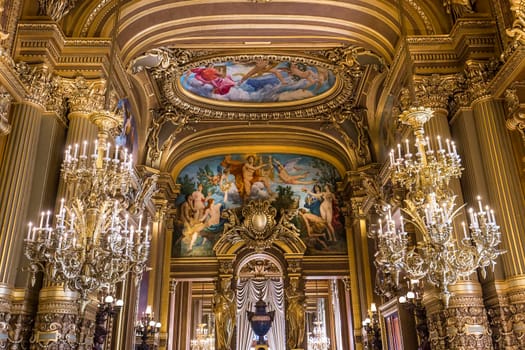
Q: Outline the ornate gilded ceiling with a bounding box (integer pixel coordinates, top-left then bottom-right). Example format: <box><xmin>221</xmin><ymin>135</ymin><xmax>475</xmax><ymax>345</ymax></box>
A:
<box><xmin>15</xmin><ymin>0</ymin><xmax>499</xmax><ymax>176</ymax></box>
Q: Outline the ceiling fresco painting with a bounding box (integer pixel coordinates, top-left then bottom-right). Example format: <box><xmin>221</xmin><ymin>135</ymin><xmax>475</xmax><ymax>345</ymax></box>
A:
<box><xmin>172</xmin><ymin>153</ymin><xmax>347</xmax><ymax>258</ymax></box>
<box><xmin>179</xmin><ymin>59</ymin><xmax>336</xmax><ymax>104</ymax></box>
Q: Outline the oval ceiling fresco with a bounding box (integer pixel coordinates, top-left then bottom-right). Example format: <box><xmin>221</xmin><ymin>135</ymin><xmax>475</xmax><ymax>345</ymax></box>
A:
<box><xmin>179</xmin><ymin>59</ymin><xmax>337</xmax><ymax>105</ymax></box>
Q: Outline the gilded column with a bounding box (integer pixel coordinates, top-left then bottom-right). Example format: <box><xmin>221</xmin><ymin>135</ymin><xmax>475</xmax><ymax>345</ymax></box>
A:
<box><xmin>0</xmin><ymin>63</ymin><xmax>61</xmax><ymax>349</ymax></box>
<box><xmin>414</xmin><ymin>74</ymin><xmax>494</xmax><ymax>349</ymax></box>
<box><xmin>465</xmin><ymin>60</ymin><xmax>525</xmax><ymax>349</ymax></box>
<box><xmin>344</xmin><ymin>169</ymin><xmax>379</xmax><ymax>350</ymax></box>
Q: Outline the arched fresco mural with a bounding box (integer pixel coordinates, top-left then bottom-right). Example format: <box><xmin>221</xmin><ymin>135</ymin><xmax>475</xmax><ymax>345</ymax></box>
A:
<box><xmin>179</xmin><ymin>60</ymin><xmax>336</xmax><ymax>103</ymax></box>
<box><xmin>172</xmin><ymin>153</ymin><xmax>347</xmax><ymax>257</ymax></box>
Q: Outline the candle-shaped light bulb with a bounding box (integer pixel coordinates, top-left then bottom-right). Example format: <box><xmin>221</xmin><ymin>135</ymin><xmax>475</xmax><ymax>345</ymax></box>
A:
<box><xmin>39</xmin><ymin>211</ymin><xmax>45</xmax><ymax>228</ymax></box>
<box><xmin>106</xmin><ymin>142</ymin><xmax>111</xmax><ymax>159</ymax></box>
<box><xmin>405</xmin><ymin>139</ymin><xmax>410</xmax><ymax>154</ymax></box>
<box><xmin>452</xmin><ymin>141</ymin><xmax>457</xmax><ymax>155</ymax></box>
<box><xmin>426</xmin><ymin>136</ymin><xmax>432</xmax><ymax>152</ymax></box>
<box><xmin>45</xmin><ymin>211</ymin><xmax>51</xmax><ymax>228</ymax></box>
<box><xmin>93</xmin><ymin>140</ymin><xmax>98</xmax><ymax>157</ymax></box>
<box><xmin>462</xmin><ymin>221</ymin><xmax>468</xmax><ymax>239</ymax></box>
<box><xmin>138</xmin><ymin>214</ymin><xmax>143</xmax><ymax>230</ymax></box>
<box><xmin>82</xmin><ymin>140</ymin><xmax>87</xmax><ymax>157</ymax></box>
<box><xmin>145</xmin><ymin>225</ymin><xmax>149</xmax><ymax>241</ymax></box>
<box><xmin>446</xmin><ymin>138</ymin><xmax>451</xmax><ymax>153</ymax></box>
<box><xmin>73</xmin><ymin>143</ymin><xmax>79</xmax><ymax>159</ymax></box>
<box><xmin>27</xmin><ymin>222</ymin><xmax>33</xmax><ymax>240</ymax></box>
<box><xmin>370</xmin><ymin>302</ymin><xmax>377</xmax><ymax>313</ymax></box>
<box><xmin>437</xmin><ymin>135</ymin><xmax>442</xmax><ymax>150</ymax></box>
<box><xmin>130</xmin><ymin>226</ymin><xmax>134</xmax><ymax>243</ymax></box>
<box><xmin>145</xmin><ymin>305</ymin><xmax>152</xmax><ymax>315</ymax></box>
<box><xmin>114</xmin><ymin>145</ymin><xmax>119</xmax><ymax>160</ymax></box>
<box><xmin>477</xmin><ymin>196</ymin><xmax>483</xmax><ymax>212</ymax></box>
<box><xmin>400</xmin><ymin>215</ymin><xmax>405</xmax><ymax>232</ymax></box>
<box><xmin>397</xmin><ymin>143</ymin><xmax>402</xmax><ymax>158</ymax></box>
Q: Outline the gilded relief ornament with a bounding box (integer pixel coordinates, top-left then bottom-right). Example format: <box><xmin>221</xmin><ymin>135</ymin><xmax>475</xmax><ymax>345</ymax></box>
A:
<box><xmin>146</xmin><ymin>106</ymin><xmax>193</xmax><ymax>164</ymax></box>
<box><xmin>0</xmin><ymin>88</ymin><xmax>12</xmax><ymax>135</ymax></box>
<box><xmin>507</xmin><ymin>0</ymin><xmax>525</xmax><ymax>46</ymax></box>
<box><xmin>504</xmin><ymin>87</ymin><xmax>525</xmax><ymax>145</ymax></box>
<box><xmin>214</xmin><ymin>200</ymin><xmax>306</xmax><ymax>254</ymax></box>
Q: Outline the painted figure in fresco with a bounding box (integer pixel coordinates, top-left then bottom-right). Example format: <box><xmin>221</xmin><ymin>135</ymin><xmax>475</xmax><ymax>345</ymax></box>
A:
<box><xmin>273</xmin><ymin>158</ymin><xmax>316</xmax><ymax>185</ymax></box>
<box><xmin>241</xmin><ymin>155</ymin><xmax>274</xmax><ymax>200</ymax></box>
<box><xmin>219</xmin><ymin>167</ymin><xmax>234</xmax><ymax>203</ymax></box>
<box><xmin>286</xmin><ymin>279</ymin><xmax>306</xmax><ymax>350</ymax></box>
<box><xmin>214</xmin><ymin>279</ymin><xmax>236</xmax><ymax>350</ymax></box>
<box><xmin>200</xmin><ymin>198</ymin><xmax>223</xmax><ymax>228</ymax></box>
<box><xmin>281</xmin><ymin>62</ymin><xmax>329</xmax><ymax>92</ymax></box>
<box><xmin>190</xmin><ymin>183</ymin><xmax>207</xmax><ymax>220</ymax></box>
<box><xmin>304</xmin><ymin>184</ymin><xmax>322</xmax><ymax>216</ymax></box>
<box><xmin>239</xmin><ymin>59</ymin><xmax>288</xmax><ymax>85</ymax></box>
<box><xmin>298</xmin><ymin>208</ymin><xmax>329</xmax><ymax>249</ymax></box>
<box><xmin>302</xmin><ymin>184</ymin><xmax>336</xmax><ymax>241</ymax></box>
<box><xmin>188</xmin><ymin>63</ymin><xmax>236</xmax><ymax>95</ymax></box>
<box><xmin>179</xmin><ymin>194</ymin><xmax>206</xmax><ymax>253</ymax></box>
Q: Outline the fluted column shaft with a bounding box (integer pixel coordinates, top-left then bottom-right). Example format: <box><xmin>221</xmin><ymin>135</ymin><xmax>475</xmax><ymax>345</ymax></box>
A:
<box><xmin>471</xmin><ymin>97</ymin><xmax>525</xmax><ymax>277</ymax></box>
<box><xmin>470</xmin><ymin>96</ymin><xmax>525</xmax><ymax>349</ymax></box>
<box><xmin>347</xmin><ymin>198</ymin><xmax>369</xmax><ymax>350</ymax></box>
<box><xmin>0</xmin><ymin>102</ymin><xmax>43</xmax><ymax>286</ymax></box>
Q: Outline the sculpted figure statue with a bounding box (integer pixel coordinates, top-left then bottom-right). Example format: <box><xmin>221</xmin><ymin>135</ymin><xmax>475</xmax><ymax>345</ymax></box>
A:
<box><xmin>214</xmin><ymin>279</ymin><xmax>236</xmax><ymax>350</ymax></box>
<box><xmin>286</xmin><ymin>279</ymin><xmax>306</xmax><ymax>350</ymax></box>
<box><xmin>444</xmin><ymin>0</ymin><xmax>475</xmax><ymax>21</ymax></box>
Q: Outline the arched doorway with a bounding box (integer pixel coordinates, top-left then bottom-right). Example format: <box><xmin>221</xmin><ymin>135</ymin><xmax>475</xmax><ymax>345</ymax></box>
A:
<box><xmin>236</xmin><ymin>253</ymin><xmax>285</xmax><ymax>350</ymax></box>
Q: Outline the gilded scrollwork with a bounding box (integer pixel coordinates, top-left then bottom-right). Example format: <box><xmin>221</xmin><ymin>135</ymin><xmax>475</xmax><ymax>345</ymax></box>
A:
<box><xmin>504</xmin><ymin>87</ymin><xmax>525</xmax><ymax>146</ymax></box>
<box><xmin>146</xmin><ymin>106</ymin><xmax>193</xmax><ymax>164</ymax></box>
<box><xmin>507</xmin><ymin>0</ymin><xmax>525</xmax><ymax>47</ymax></box>
<box><xmin>38</xmin><ymin>0</ymin><xmax>77</xmax><ymax>22</ymax></box>
<box><xmin>0</xmin><ymin>87</ymin><xmax>12</xmax><ymax>136</ymax></box>
<box><xmin>322</xmin><ymin>106</ymin><xmax>371</xmax><ymax>166</ymax></box>
<box><xmin>214</xmin><ymin>200</ymin><xmax>306</xmax><ymax>254</ymax></box>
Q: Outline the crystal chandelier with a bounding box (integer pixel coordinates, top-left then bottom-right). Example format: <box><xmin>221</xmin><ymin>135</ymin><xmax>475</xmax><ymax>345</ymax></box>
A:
<box><xmin>308</xmin><ymin>286</ymin><xmax>330</xmax><ymax>350</ymax></box>
<box><xmin>24</xmin><ymin>139</ymin><xmax>150</xmax><ymax>303</ymax></box>
<box><xmin>190</xmin><ymin>323</ymin><xmax>215</xmax><ymax>350</ymax></box>
<box><xmin>374</xmin><ymin>107</ymin><xmax>505</xmax><ymax>305</ymax></box>
<box><xmin>308</xmin><ymin>320</ymin><xmax>330</xmax><ymax>350</ymax></box>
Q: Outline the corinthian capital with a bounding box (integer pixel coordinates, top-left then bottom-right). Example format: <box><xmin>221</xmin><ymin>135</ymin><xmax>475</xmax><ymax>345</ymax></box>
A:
<box><xmin>15</xmin><ymin>63</ymin><xmax>64</xmax><ymax>113</ymax></box>
<box><xmin>38</xmin><ymin>0</ymin><xmax>77</xmax><ymax>22</ymax></box>
<box><xmin>414</xmin><ymin>74</ymin><xmax>463</xmax><ymax>112</ymax></box>
<box><xmin>60</xmin><ymin>76</ymin><xmax>106</xmax><ymax>115</ymax></box>
<box><xmin>0</xmin><ymin>88</ymin><xmax>12</xmax><ymax>136</ymax></box>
